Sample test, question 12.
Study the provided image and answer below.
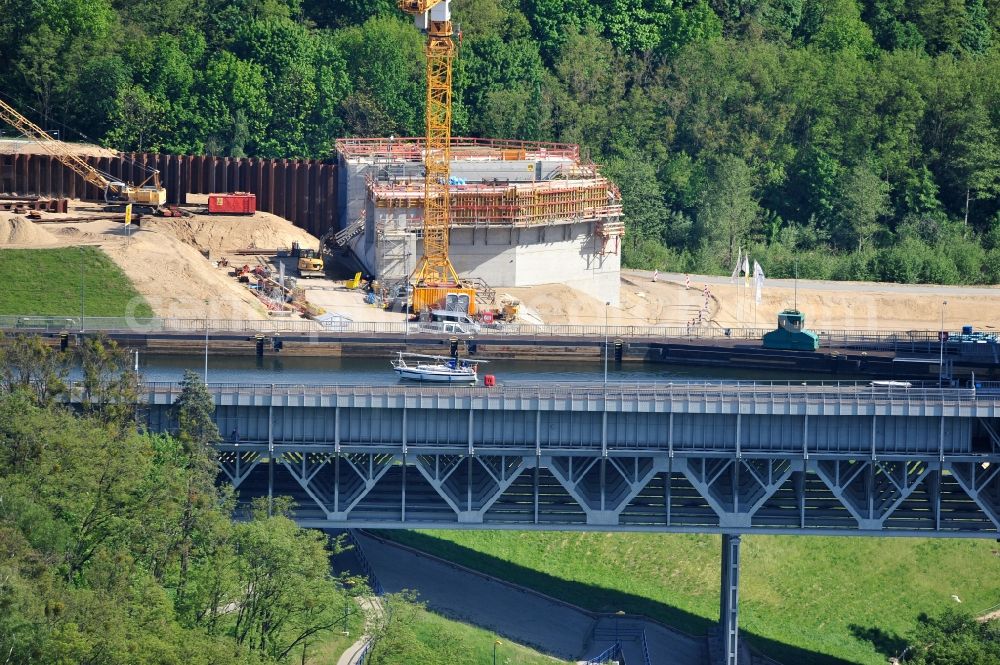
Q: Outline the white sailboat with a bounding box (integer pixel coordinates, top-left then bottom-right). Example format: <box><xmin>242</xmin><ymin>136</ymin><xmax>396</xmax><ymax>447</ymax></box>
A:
<box><xmin>391</xmin><ymin>352</ymin><xmax>487</xmax><ymax>383</ymax></box>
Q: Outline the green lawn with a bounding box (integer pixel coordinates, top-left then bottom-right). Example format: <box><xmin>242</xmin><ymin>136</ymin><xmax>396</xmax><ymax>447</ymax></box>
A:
<box><xmin>0</xmin><ymin>247</ymin><xmax>152</xmax><ymax>317</ymax></box>
<box><xmin>369</xmin><ymin>602</ymin><xmax>569</xmax><ymax>665</ymax></box>
<box><xmin>379</xmin><ymin>530</ymin><xmax>1000</xmax><ymax>665</ymax></box>
<box><xmin>307</xmin><ymin>593</ymin><xmax>567</xmax><ymax>665</ymax></box>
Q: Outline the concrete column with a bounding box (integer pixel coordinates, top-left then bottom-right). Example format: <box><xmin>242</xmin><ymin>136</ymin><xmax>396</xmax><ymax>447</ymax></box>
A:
<box><xmin>720</xmin><ymin>533</ymin><xmax>741</xmax><ymax>665</ymax></box>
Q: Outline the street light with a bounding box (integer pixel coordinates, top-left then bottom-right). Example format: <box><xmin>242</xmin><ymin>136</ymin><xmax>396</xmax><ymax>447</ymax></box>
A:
<box><xmin>614</xmin><ymin>610</ymin><xmax>625</xmax><ymax>646</ymax></box>
<box><xmin>204</xmin><ymin>299</ymin><xmax>210</xmax><ymax>383</ymax></box>
<box><xmin>939</xmin><ymin>300</ymin><xmax>948</xmax><ymax>385</ymax></box>
<box><xmin>604</xmin><ymin>301</ymin><xmax>611</xmax><ymax>385</ymax></box>
<box><xmin>493</xmin><ymin>639</ymin><xmax>502</xmax><ymax>665</ymax></box>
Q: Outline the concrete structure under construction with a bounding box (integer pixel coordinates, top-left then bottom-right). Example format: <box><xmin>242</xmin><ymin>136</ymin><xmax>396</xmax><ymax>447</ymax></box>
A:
<box><xmin>334</xmin><ymin>138</ymin><xmax>625</xmax><ymax>306</ymax></box>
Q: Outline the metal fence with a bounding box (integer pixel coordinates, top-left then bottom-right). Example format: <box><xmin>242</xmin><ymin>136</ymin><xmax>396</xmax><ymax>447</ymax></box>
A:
<box><xmin>0</xmin><ymin>314</ymin><xmax>965</xmax><ymax>349</ymax></box>
<box><xmin>140</xmin><ymin>379</ymin><xmax>986</xmax><ymax>407</ymax></box>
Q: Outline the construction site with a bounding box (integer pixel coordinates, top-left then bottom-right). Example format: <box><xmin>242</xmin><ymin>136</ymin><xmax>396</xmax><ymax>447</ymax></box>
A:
<box><xmin>1</xmin><ymin>0</ymin><xmax>999</xmax><ymax>334</ymax></box>
<box><xmin>334</xmin><ymin>137</ymin><xmax>624</xmax><ymax>306</ymax></box>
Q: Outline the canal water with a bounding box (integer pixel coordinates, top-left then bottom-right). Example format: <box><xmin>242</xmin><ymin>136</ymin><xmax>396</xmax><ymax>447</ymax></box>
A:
<box><xmin>137</xmin><ymin>353</ymin><xmax>823</xmax><ymax>385</ymax></box>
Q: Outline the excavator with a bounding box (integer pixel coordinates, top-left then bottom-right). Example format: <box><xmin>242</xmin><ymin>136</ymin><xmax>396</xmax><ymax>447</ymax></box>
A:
<box><xmin>397</xmin><ymin>0</ymin><xmax>477</xmax><ymax>314</ymax></box>
<box><xmin>0</xmin><ymin>98</ymin><xmax>167</xmax><ymax>208</ymax></box>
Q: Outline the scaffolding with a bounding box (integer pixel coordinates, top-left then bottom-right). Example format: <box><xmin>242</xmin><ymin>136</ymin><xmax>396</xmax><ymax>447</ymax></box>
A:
<box><xmin>369</xmin><ymin>178</ymin><xmax>623</xmax><ymax>229</ymax></box>
<box><xmin>335</xmin><ymin>136</ymin><xmax>580</xmax><ymax>162</ymax></box>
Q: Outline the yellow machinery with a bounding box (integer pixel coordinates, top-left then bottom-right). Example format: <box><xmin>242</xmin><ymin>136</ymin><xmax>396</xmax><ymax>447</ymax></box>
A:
<box><xmin>0</xmin><ymin>98</ymin><xmax>167</xmax><ymax>207</ymax></box>
<box><xmin>296</xmin><ymin>248</ymin><xmax>325</xmax><ymax>278</ymax></box>
<box><xmin>397</xmin><ymin>0</ymin><xmax>477</xmax><ymax>314</ymax></box>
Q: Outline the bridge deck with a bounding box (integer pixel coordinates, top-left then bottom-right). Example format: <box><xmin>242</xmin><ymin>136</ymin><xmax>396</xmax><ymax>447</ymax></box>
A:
<box><xmin>135</xmin><ymin>382</ymin><xmax>1000</xmax><ymax>537</ymax></box>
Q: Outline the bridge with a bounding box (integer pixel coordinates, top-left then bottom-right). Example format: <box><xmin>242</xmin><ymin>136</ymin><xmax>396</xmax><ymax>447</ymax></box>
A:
<box><xmin>139</xmin><ymin>381</ymin><xmax>1000</xmax><ymax>665</ymax></box>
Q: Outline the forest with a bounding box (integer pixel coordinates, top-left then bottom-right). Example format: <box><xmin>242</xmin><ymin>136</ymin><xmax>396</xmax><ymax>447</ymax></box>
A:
<box><xmin>1</xmin><ymin>0</ymin><xmax>999</xmax><ymax>283</ymax></box>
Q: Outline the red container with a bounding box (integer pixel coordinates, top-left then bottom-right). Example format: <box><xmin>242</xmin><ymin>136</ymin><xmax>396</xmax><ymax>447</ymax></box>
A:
<box><xmin>208</xmin><ymin>192</ymin><xmax>256</xmax><ymax>215</ymax></box>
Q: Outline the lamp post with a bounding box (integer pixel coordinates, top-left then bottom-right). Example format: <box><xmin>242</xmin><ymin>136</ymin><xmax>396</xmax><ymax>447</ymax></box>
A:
<box><xmin>939</xmin><ymin>300</ymin><xmax>948</xmax><ymax>385</ymax></box>
<box><xmin>493</xmin><ymin>639</ymin><xmax>502</xmax><ymax>665</ymax></box>
<box><xmin>615</xmin><ymin>610</ymin><xmax>625</xmax><ymax>656</ymax></box>
<box><xmin>204</xmin><ymin>299</ymin><xmax>210</xmax><ymax>383</ymax></box>
<box><xmin>79</xmin><ymin>246</ymin><xmax>85</xmax><ymax>332</ymax></box>
<box><xmin>604</xmin><ymin>301</ymin><xmax>610</xmax><ymax>385</ymax></box>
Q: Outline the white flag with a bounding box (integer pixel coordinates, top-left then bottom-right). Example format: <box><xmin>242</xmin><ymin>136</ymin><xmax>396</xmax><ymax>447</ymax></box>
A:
<box><xmin>730</xmin><ymin>248</ymin><xmax>741</xmax><ymax>284</ymax></box>
<box><xmin>742</xmin><ymin>254</ymin><xmax>750</xmax><ymax>287</ymax></box>
<box><xmin>753</xmin><ymin>261</ymin><xmax>765</xmax><ymax>304</ymax></box>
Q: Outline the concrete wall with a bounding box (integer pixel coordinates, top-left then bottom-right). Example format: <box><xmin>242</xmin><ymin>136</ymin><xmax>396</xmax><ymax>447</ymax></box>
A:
<box><xmin>423</xmin><ymin>223</ymin><xmax>620</xmax><ymax>305</ymax></box>
<box><xmin>342</xmin><ymin>152</ymin><xmax>622</xmax><ymax>305</ymax></box>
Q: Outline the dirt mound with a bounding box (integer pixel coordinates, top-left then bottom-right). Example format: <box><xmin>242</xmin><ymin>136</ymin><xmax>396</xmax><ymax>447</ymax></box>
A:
<box><xmin>0</xmin><ymin>216</ymin><xmax>57</xmax><ymax>245</ymax></box>
<box><xmin>102</xmin><ymin>227</ymin><xmax>267</xmax><ymax>320</ymax></box>
<box><xmin>148</xmin><ymin>212</ymin><xmax>319</xmax><ymax>254</ymax></box>
<box><xmin>0</xmin><ymin>138</ymin><xmax>118</xmax><ymax>158</ymax></box>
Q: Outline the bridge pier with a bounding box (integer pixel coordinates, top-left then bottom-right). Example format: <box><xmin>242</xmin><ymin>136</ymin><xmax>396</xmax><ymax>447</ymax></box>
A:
<box><xmin>720</xmin><ymin>533</ymin><xmax>741</xmax><ymax>665</ymax></box>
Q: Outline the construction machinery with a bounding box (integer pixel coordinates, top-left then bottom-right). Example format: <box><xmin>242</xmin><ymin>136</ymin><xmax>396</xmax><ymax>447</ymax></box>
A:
<box><xmin>0</xmin><ymin>98</ymin><xmax>166</xmax><ymax>208</ymax></box>
<box><xmin>397</xmin><ymin>0</ymin><xmax>477</xmax><ymax>314</ymax></box>
<box><xmin>291</xmin><ymin>242</ymin><xmax>326</xmax><ymax>278</ymax></box>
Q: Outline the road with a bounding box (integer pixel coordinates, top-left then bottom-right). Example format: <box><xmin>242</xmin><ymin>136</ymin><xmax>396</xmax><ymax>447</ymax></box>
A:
<box><xmin>352</xmin><ymin>530</ymin><xmax>708</xmax><ymax>665</ymax></box>
<box><xmin>630</xmin><ymin>270</ymin><xmax>1000</xmax><ymax>297</ymax></box>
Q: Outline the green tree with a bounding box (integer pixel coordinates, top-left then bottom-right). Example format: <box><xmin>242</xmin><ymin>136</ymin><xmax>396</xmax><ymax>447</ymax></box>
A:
<box><xmin>904</xmin><ymin>611</ymin><xmax>1000</xmax><ymax>664</ymax></box>
<box><xmin>0</xmin><ymin>334</ymin><xmax>69</xmax><ymax>405</ymax></box>
<box><xmin>831</xmin><ymin>162</ymin><xmax>890</xmax><ymax>250</ymax></box>
<box><xmin>232</xmin><ymin>512</ymin><xmax>346</xmax><ymax>659</ymax></box>
<box><xmin>696</xmin><ymin>154</ymin><xmax>761</xmax><ymax>268</ymax></box>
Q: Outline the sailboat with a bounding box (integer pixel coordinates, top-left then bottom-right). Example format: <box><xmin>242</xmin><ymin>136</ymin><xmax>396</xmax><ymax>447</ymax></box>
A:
<box><xmin>391</xmin><ymin>352</ymin><xmax>488</xmax><ymax>383</ymax></box>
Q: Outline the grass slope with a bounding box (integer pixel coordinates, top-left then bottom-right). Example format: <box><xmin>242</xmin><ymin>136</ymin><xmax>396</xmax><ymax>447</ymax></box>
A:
<box><xmin>380</xmin><ymin>531</ymin><xmax>1000</xmax><ymax>665</ymax></box>
<box><xmin>0</xmin><ymin>247</ymin><xmax>152</xmax><ymax>317</ymax></box>
<box><xmin>377</xmin><ymin>603</ymin><xmax>569</xmax><ymax>665</ymax></box>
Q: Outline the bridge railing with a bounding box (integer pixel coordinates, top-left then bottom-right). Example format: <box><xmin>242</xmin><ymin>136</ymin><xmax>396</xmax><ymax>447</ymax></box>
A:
<box><xmin>0</xmin><ymin>314</ymin><xmax>972</xmax><ymax>351</ymax></box>
<box><xmin>140</xmin><ymin>380</ymin><xmax>984</xmax><ymax>406</ymax></box>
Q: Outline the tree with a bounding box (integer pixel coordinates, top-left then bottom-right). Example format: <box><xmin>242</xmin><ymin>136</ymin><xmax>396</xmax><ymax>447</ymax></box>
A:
<box><xmin>231</xmin><ymin>512</ymin><xmax>347</xmax><ymax>659</ymax></box>
<box><xmin>78</xmin><ymin>337</ymin><xmax>142</xmax><ymax>429</ymax></box>
<box><xmin>904</xmin><ymin>611</ymin><xmax>1000</xmax><ymax>664</ymax></box>
<box><xmin>832</xmin><ymin>162</ymin><xmax>890</xmax><ymax>250</ymax></box>
<box><xmin>0</xmin><ymin>334</ymin><xmax>69</xmax><ymax>405</ymax></box>
<box><xmin>696</xmin><ymin>155</ymin><xmax>760</xmax><ymax>268</ymax></box>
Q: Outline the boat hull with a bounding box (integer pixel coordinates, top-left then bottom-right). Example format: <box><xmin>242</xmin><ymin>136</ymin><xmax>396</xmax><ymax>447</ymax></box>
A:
<box><xmin>394</xmin><ymin>367</ymin><xmax>478</xmax><ymax>383</ymax></box>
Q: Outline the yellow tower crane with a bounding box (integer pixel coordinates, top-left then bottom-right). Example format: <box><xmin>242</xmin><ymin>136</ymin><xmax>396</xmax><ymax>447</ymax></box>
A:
<box><xmin>0</xmin><ymin>98</ymin><xmax>166</xmax><ymax>208</ymax></box>
<box><xmin>398</xmin><ymin>0</ymin><xmax>476</xmax><ymax>313</ymax></box>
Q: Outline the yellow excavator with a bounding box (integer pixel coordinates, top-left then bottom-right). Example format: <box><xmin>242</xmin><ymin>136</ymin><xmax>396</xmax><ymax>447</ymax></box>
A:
<box><xmin>296</xmin><ymin>247</ymin><xmax>325</xmax><ymax>278</ymax></box>
<box><xmin>397</xmin><ymin>0</ymin><xmax>477</xmax><ymax>314</ymax></box>
<box><xmin>0</xmin><ymin>98</ymin><xmax>166</xmax><ymax>208</ymax></box>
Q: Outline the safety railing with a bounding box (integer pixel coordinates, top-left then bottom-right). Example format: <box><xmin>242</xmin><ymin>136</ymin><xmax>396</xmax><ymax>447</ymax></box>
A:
<box><xmin>140</xmin><ymin>380</ymin><xmax>987</xmax><ymax>407</ymax></box>
<box><xmin>586</xmin><ymin>641</ymin><xmax>624</xmax><ymax>665</ymax></box>
<box><xmin>335</xmin><ymin>136</ymin><xmax>580</xmax><ymax>161</ymax></box>
<box><xmin>2</xmin><ymin>314</ymin><xmax>980</xmax><ymax>348</ymax></box>
<box><xmin>347</xmin><ymin>530</ymin><xmax>384</xmax><ymax>597</ymax></box>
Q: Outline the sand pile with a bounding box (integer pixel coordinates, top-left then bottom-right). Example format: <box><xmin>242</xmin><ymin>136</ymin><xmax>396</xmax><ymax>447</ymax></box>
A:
<box><xmin>0</xmin><ymin>138</ymin><xmax>118</xmax><ymax>158</ymax></box>
<box><xmin>147</xmin><ymin>213</ymin><xmax>319</xmax><ymax>254</ymax></box>
<box><xmin>56</xmin><ymin>226</ymin><xmax>95</xmax><ymax>238</ymax></box>
<box><xmin>0</xmin><ymin>217</ymin><xmax>57</xmax><ymax>245</ymax></box>
<box><xmin>102</xmin><ymin>227</ymin><xmax>267</xmax><ymax>320</ymax></box>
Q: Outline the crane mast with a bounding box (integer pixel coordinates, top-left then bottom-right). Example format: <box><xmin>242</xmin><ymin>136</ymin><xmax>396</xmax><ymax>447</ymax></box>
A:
<box><xmin>398</xmin><ymin>0</ymin><xmax>461</xmax><ymax>288</ymax></box>
<box><xmin>0</xmin><ymin>97</ymin><xmax>166</xmax><ymax>207</ymax></box>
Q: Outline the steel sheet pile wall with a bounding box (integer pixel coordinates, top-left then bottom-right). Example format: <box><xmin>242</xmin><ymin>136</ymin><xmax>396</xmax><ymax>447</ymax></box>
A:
<box><xmin>0</xmin><ymin>152</ymin><xmax>338</xmax><ymax>237</ymax></box>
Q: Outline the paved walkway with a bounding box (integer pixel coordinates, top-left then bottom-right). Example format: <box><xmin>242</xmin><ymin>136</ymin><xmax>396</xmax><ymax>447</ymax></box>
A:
<box><xmin>352</xmin><ymin>531</ymin><xmax>707</xmax><ymax>665</ymax></box>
